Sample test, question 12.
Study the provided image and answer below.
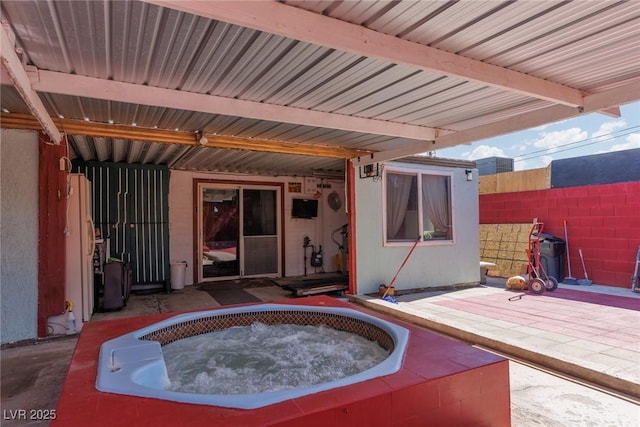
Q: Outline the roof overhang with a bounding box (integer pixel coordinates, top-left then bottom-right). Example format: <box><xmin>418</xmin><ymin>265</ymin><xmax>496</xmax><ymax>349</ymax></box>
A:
<box><xmin>1</xmin><ymin>0</ymin><xmax>639</xmax><ymax>176</ymax></box>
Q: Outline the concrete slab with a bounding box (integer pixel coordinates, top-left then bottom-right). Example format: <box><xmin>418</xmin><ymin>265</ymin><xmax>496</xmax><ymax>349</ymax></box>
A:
<box><xmin>91</xmin><ymin>285</ymin><xmax>218</xmax><ymax>322</ymax></box>
<box><xmin>351</xmin><ymin>277</ymin><xmax>640</xmax><ymax>400</ymax></box>
<box><xmin>509</xmin><ymin>361</ymin><xmax>640</xmax><ymax>427</ymax></box>
<box><xmin>1</xmin><ymin>337</ymin><xmax>77</xmax><ymax>427</ymax></box>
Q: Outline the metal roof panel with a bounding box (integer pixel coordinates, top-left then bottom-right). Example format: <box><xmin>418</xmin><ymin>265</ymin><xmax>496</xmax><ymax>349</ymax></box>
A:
<box><xmin>2</xmin><ymin>0</ymin><xmax>639</xmax><ymax>176</ymax></box>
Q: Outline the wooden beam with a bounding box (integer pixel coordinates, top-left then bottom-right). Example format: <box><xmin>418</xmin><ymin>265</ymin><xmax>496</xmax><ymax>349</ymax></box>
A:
<box><xmin>434</xmin><ymin>81</ymin><xmax>640</xmax><ymax>149</ymax></box>
<box><xmin>434</xmin><ymin>104</ymin><xmax>576</xmax><ymax>149</ymax></box>
<box><xmin>599</xmin><ymin>107</ymin><xmax>621</xmax><ymax>118</ymax></box>
<box><xmin>583</xmin><ymin>82</ymin><xmax>640</xmax><ymax>112</ymax></box>
<box><xmin>352</xmin><ymin>80</ymin><xmax>640</xmax><ymax>161</ymax></box>
<box><xmin>31</xmin><ymin>70</ymin><xmax>439</xmax><ymax>141</ymax></box>
<box><xmin>0</xmin><ymin>25</ymin><xmax>62</xmax><ymax>143</ymax></box>
<box><xmin>351</xmin><ymin>141</ymin><xmax>436</xmax><ymax>168</ymax></box>
<box><xmin>146</xmin><ymin>0</ymin><xmax>585</xmax><ymax>108</ymax></box>
<box><xmin>0</xmin><ymin>112</ymin><xmax>373</xmax><ymax>159</ymax></box>
<box><xmin>0</xmin><ymin>66</ymin><xmax>12</xmax><ymax>85</ymax></box>
<box><xmin>37</xmin><ymin>133</ymin><xmax>68</xmax><ymax>337</ymax></box>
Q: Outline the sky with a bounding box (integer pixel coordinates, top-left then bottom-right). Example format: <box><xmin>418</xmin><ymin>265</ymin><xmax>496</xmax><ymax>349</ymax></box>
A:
<box><xmin>436</xmin><ymin>101</ymin><xmax>640</xmax><ymax>171</ymax></box>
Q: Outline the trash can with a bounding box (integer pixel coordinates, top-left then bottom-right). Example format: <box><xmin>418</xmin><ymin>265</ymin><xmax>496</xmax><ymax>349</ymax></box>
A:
<box><xmin>532</xmin><ymin>234</ymin><xmax>565</xmax><ymax>281</ymax></box>
<box><xmin>170</xmin><ymin>261</ymin><xmax>187</xmax><ymax>290</ymax></box>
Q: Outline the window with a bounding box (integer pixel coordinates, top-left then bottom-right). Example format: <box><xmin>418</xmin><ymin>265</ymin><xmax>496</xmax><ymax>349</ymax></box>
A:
<box><xmin>385</xmin><ymin>170</ymin><xmax>452</xmax><ymax>243</ymax></box>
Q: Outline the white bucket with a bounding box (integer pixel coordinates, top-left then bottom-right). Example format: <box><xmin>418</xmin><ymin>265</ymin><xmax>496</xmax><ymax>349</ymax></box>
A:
<box><xmin>170</xmin><ymin>261</ymin><xmax>188</xmax><ymax>290</ymax></box>
<box><xmin>46</xmin><ymin>313</ymin><xmax>67</xmax><ymax>335</ymax></box>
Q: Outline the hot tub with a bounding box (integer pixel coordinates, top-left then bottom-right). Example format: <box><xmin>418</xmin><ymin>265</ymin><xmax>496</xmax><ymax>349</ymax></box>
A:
<box><xmin>54</xmin><ymin>296</ymin><xmax>511</xmax><ymax>426</ymax></box>
<box><xmin>96</xmin><ymin>304</ymin><xmax>409</xmax><ymax>409</ymax></box>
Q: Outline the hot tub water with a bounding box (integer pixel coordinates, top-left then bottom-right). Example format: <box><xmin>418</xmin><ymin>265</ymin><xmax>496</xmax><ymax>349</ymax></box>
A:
<box><xmin>163</xmin><ymin>322</ymin><xmax>389</xmax><ymax>395</ymax></box>
<box><xmin>96</xmin><ymin>304</ymin><xmax>409</xmax><ymax>408</ymax></box>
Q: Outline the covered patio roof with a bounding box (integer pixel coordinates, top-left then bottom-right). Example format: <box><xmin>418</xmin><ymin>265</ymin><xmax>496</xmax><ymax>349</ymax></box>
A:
<box><xmin>2</xmin><ymin>0</ymin><xmax>639</xmax><ymax>176</ymax></box>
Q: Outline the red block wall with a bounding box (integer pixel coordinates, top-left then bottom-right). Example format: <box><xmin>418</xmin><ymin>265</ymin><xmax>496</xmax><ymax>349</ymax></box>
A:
<box><xmin>480</xmin><ymin>181</ymin><xmax>640</xmax><ymax>288</ymax></box>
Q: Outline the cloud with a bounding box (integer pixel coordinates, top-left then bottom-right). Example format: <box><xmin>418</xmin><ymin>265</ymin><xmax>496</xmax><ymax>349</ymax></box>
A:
<box><xmin>592</xmin><ymin>120</ymin><xmax>626</xmax><ymax>142</ymax></box>
<box><xmin>596</xmin><ymin>132</ymin><xmax>640</xmax><ymax>154</ymax></box>
<box><xmin>514</xmin><ymin>154</ymin><xmax>553</xmax><ymax>171</ymax></box>
<box><xmin>460</xmin><ymin>145</ymin><xmax>506</xmax><ymax>160</ymax></box>
<box><xmin>531</xmin><ymin>127</ymin><xmax>588</xmax><ymax>152</ymax></box>
<box><xmin>609</xmin><ymin>132</ymin><xmax>640</xmax><ymax>152</ymax></box>
<box><xmin>540</xmin><ymin>155</ymin><xmax>554</xmax><ymax>166</ymax></box>
<box><xmin>513</xmin><ymin>160</ymin><xmax>528</xmax><ymax>171</ymax></box>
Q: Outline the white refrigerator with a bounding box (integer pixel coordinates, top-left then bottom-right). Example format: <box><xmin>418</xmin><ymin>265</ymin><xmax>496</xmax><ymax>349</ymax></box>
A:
<box><xmin>65</xmin><ymin>173</ymin><xmax>95</xmax><ymax>331</ymax></box>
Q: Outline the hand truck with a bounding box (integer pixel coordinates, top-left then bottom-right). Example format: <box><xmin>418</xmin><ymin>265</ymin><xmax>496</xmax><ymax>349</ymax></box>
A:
<box><xmin>526</xmin><ymin>222</ymin><xmax>559</xmax><ymax>294</ymax></box>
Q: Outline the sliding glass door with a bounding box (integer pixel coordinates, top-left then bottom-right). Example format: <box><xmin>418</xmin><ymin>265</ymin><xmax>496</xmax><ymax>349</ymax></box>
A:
<box><xmin>201</xmin><ymin>188</ymin><xmax>240</xmax><ymax>279</ymax></box>
<box><xmin>198</xmin><ymin>183</ymin><xmax>281</xmax><ymax>282</ymax></box>
<box><xmin>242</xmin><ymin>189</ymin><xmax>279</xmax><ymax>276</ymax></box>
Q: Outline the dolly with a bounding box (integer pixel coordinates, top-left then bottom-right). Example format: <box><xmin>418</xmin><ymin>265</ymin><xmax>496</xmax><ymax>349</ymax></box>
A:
<box><xmin>524</xmin><ymin>221</ymin><xmax>559</xmax><ymax>294</ymax></box>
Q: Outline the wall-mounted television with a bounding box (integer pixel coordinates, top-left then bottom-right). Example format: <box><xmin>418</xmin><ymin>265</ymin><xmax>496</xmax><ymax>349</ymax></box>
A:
<box><xmin>292</xmin><ymin>198</ymin><xmax>318</xmax><ymax>219</ymax></box>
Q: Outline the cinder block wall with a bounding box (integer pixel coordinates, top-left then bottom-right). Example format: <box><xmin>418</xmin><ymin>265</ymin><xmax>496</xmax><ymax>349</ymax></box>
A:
<box><xmin>479</xmin><ymin>182</ymin><xmax>640</xmax><ymax>288</ymax></box>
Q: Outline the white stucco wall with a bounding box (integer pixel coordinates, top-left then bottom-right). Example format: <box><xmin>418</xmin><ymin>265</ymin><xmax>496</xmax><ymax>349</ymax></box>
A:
<box><xmin>168</xmin><ymin>170</ymin><xmax>347</xmax><ymax>285</ymax></box>
<box><xmin>1</xmin><ymin>129</ymin><xmax>39</xmax><ymax>343</ymax></box>
<box><xmin>354</xmin><ymin>161</ymin><xmax>480</xmax><ymax>295</ymax></box>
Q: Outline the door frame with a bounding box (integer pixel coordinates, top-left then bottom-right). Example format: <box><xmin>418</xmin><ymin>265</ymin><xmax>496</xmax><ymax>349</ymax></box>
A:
<box><xmin>192</xmin><ymin>178</ymin><xmax>285</xmax><ymax>284</ymax></box>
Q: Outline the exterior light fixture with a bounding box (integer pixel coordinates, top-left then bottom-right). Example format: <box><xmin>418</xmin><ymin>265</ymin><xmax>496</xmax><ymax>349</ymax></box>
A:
<box><xmin>196</xmin><ymin>131</ymin><xmax>208</xmax><ymax>145</ymax></box>
<box><xmin>465</xmin><ymin>169</ymin><xmax>473</xmax><ymax>181</ymax></box>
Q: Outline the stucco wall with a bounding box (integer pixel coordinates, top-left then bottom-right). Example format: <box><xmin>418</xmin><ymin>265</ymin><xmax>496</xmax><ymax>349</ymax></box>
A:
<box><xmin>168</xmin><ymin>170</ymin><xmax>347</xmax><ymax>285</ymax></box>
<box><xmin>1</xmin><ymin>129</ymin><xmax>39</xmax><ymax>343</ymax></box>
<box><xmin>354</xmin><ymin>162</ymin><xmax>480</xmax><ymax>295</ymax></box>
